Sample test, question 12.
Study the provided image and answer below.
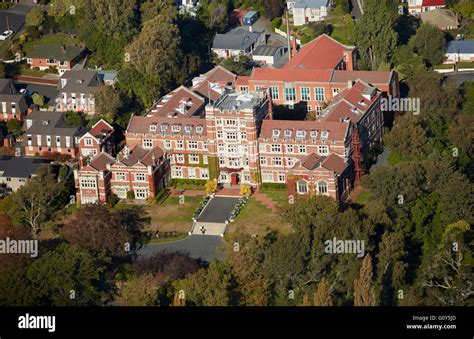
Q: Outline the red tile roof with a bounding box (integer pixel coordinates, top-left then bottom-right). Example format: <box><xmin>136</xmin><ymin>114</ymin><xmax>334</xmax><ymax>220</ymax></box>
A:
<box><xmin>422</xmin><ymin>0</ymin><xmax>445</xmax><ymax>6</ymax></box>
<box><xmin>284</xmin><ymin>34</ymin><xmax>354</xmax><ymax>71</ymax></box>
<box><xmin>259</xmin><ymin>119</ymin><xmax>350</xmax><ymax>141</ymax></box>
<box><xmin>321</xmin><ymin>153</ymin><xmax>348</xmax><ymax>174</ymax></box>
<box><xmin>150</xmin><ymin>86</ymin><xmax>205</xmax><ymax>118</ymax></box>
<box><xmin>291</xmin><ymin>152</ymin><xmax>348</xmax><ymax>174</ymax></box>
<box><xmin>81</xmin><ymin>152</ymin><xmax>116</xmax><ymax>172</ymax></box>
<box><xmin>192</xmin><ymin>66</ymin><xmax>237</xmax><ymax>101</ymax></box>
<box><xmin>89</xmin><ymin>119</ymin><xmax>113</xmax><ymax>138</ymax></box>
<box><xmin>251</xmin><ymin>68</ymin><xmax>333</xmax><ymax>82</ymax></box>
<box><xmin>117</xmin><ymin>145</ymin><xmax>164</xmax><ymax>167</ymax></box>
<box><xmin>330</xmin><ymin>70</ymin><xmax>392</xmax><ymax>85</ymax></box>
<box><xmin>127</xmin><ymin>115</ymin><xmax>207</xmax><ymax>137</ymax></box>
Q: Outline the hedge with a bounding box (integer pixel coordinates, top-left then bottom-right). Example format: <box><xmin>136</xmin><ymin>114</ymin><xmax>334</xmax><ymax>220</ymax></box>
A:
<box><xmin>260</xmin><ymin>183</ymin><xmax>287</xmax><ymax>190</ymax></box>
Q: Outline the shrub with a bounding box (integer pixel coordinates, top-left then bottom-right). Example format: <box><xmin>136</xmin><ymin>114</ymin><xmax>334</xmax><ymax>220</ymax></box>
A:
<box><xmin>271</xmin><ymin>17</ymin><xmax>282</xmax><ymax>31</ymax></box>
<box><xmin>261</xmin><ymin>183</ymin><xmax>287</xmax><ymax>190</ymax></box>
<box><xmin>205</xmin><ymin>180</ymin><xmax>218</xmax><ymax>194</ymax></box>
<box><xmin>240</xmin><ymin>184</ymin><xmax>252</xmax><ymax>197</ymax></box>
<box><xmin>126</xmin><ymin>191</ymin><xmax>135</xmax><ymax>200</ymax></box>
<box><xmin>107</xmin><ymin>193</ymin><xmax>120</xmax><ymax>207</ymax></box>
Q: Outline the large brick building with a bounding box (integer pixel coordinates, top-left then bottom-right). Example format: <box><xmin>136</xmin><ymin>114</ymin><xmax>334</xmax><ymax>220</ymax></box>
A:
<box><xmin>73</xmin><ymin>38</ymin><xmax>395</xmax><ymax>204</ymax></box>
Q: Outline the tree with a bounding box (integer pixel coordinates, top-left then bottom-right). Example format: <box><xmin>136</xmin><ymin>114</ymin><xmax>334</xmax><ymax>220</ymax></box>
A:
<box><xmin>313</xmin><ymin>278</ymin><xmax>333</xmax><ymax>306</ymax></box>
<box><xmin>61</xmin><ymin>204</ymin><xmax>149</xmax><ymax>257</ymax></box>
<box><xmin>93</xmin><ymin>85</ymin><xmax>122</xmax><ymax>122</ymax></box>
<box><xmin>260</xmin><ymin>0</ymin><xmax>285</xmax><ymax>19</ymax></box>
<box><xmin>25</xmin><ymin>243</ymin><xmax>111</xmax><ymax>306</ymax></box>
<box><xmin>354</xmin><ymin>254</ymin><xmax>377</xmax><ymax>306</ymax></box>
<box><xmin>32</xmin><ymin>93</ymin><xmax>45</xmax><ymax>107</ymax></box>
<box><xmin>25</xmin><ymin>7</ymin><xmax>45</xmax><ymax>28</ymax></box>
<box><xmin>122</xmin><ymin>14</ymin><xmax>185</xmax><ymax>107</ymax></box>
<box><xmin>408</xmin><ymin>23</ymin><xmax>445</xmax><ymax>66</ymax></box>
<box><xmin>139</xmin><ymin>0</ymin><xmax>177</xmax><ymax>23</ymax></box>
<box><xmin>0</xmin><ymin>214</ymin><xmax>31</xmax><ymax>275</ymax></box>
<box><xmin>240</xmin><ymin>184</ymin><xmax>251</xmax><ymax>197</ymax></box>
<box><xmin>6</xmin><ymin>119</ymin><xmax>23</xmax><ymax>138</ymax></box>
<box><xmin>353</xmin><ymin>0</ymin><xmax>398</xmax><ymax>70</ymax></box>
<box><xmin>174</xmin><ymin>260</ymin><xmax>233</xmax><ymax>306</ymax></box>
<box><xmin>10</xmin><ymin>167</ymin><xmax>67</xmax><ymax>235</ymax></box>
<box><xmin>384</xmin><ymin>114</ymin><xmax>428</xmax><ymax>161</ymax></box>
<box><xmin>393</xmin><ymin>45</ymin><xmax>427</xmax><ymax>81</ymax></box>
<box><xmin>63</xmin><ymin>110</ymin><xmax>88</xmax><ymax>128</ymax></box>
<box><xmin>116</xmin><ymin>274</ymin><xmax>160</xmax><ymax>306</ymax></box>
<box><xmin>205</xmin><ymin>180</ymin><xmax>218</xmax><ymax>194</ymax></box>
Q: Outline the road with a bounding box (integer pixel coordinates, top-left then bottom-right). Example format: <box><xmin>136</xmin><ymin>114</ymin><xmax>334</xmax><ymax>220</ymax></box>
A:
<box><xmin>445</xmin><ymin>71</ymin><xmax>474</xmax><ymax>85</ymax></box>
<box><xmin>138</xmin><ymin>235</ymin><xmax>225</xmax><ymax>262</ymax></box>
<box><xmin>0</xmin><ymin>4</ymin><xmax>34</xmax><ymax>39</ymax></box>
<box><xmin>351</xmin><ymin>0</ymin><xmax>363</xmax><ymax>20</ymax></box>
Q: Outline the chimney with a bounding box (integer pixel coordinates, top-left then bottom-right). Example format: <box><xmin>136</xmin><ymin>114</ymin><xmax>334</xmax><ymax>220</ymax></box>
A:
<box><xmin>343</xmin><ymin>50</ymin><xmax>354</xmax><ymax>71</ymax></box>
<box><xmin>285</xmin><ymin>9</ymin><xmax>291</xmax><ymax>60</ymax></box>
<box><xmin>291</xmin><ymin>37</ymin><xmax>297</xmax><ymax>56</ymax></box>
<box><xmin>60</xmin><ymin>45</ymin><xmax>66</xmax><ymax>53</ymax></box>
<box><xmin>266</xmin><ymin>88</ymin><xmax>273</xmax><ymax>120</ymax></box>
<box><xmin>249</xmin><ymin>25</ymin><xmax>252</xmax><ymax>32</ymax></box>
<box><xmin>347</xmin><ymin>80</ymin><xmax>353</xmax><ymax>89</ymax></box>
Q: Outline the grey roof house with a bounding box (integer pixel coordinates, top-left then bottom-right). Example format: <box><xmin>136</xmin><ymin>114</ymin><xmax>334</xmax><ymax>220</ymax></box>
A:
<box><xmin>23</xmin><ymin>111</ymin><xmax>85</xmax><ymax>158</ymax></box>
<box><xmin>58</xmin><ymin>70</ymin><xmax>103</xmax><ymax>115</ymax></box>
<box><xmin>445</xmin><ymin>40</ymin><xmax>474</xmax><ymax>63</ymax></box>
<box><xmin>0</xmin><ymin>156</ymin><xmax>51</xmax><ymax>194</ymax></box>
<box><xmin>0</xmin><ymin>78</ymin><xmax>29</xmax><ymax>121</ymax></box>
<box><xmin>212</xmin><ymin>28</ymin><xmax>265</xmax><ymax>58</ymax></box>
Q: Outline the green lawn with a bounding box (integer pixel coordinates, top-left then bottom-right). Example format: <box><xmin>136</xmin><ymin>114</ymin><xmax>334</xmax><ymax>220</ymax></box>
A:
<box><xmin>23</xmin><ymin>33</ymin><xmax>76</xmax><ymax>55</ymax></box>
<box><xmin>259</xmin><ymin>190</ymin><xmax>288</xmax><ymax>206</ymax></box>
<box><xmin>19</xmin><ymin>64</ymin><xmax>48</xmax><ymax>77</ymax></box>
<box><xmin>433</xmin><ymin>64</ymin><xmax>454</xmax><ymax>70</ymax></box>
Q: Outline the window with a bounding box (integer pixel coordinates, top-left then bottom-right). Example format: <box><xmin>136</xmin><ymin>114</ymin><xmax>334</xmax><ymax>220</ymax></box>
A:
<box><xmin>203</xmin><ymin>141</ymin><xmax>208</xmax><ymax>150</ymax></box>
<box><xmin>188</xmin><ymin>167</ymin><xmax>196</xmax><ymax>178</ymax></box>
<box><xmin>219</xmin><ymin>157</ymin><xmax>225</xmax><ymax>165</ymax></box>
<box><xmin>285</xmin><ymin>87</ymin><xmax>296</xmax><ymax>101</ymax></box>
<box><xmin>315</xmin><ymin>87</ymin><xmax>325</xmax><ymax>101</ymax></box>
<box><xmin>142</xmin><ymin>139</ymin><xmax>153</xmax><ymax>148</ymax></box>
<box><xmin>318</xmin><ymin>145</ymin><xmax>329</xmax><ymax>155</ymax></box>
<box><xmin>164</xmin><ymin>140</ymin><xmax>171</xmax><ymax>150</ymax></box>
<box><xmin>272</xmin><ymin>157</ymin><xmax>282</xmax><ymax>166</ymax></box>
<box><xmin>272</xmin><ymin>129</ymin><xmax>280</xmax><ymax>138</ymax></box>
<box><xmin>217</xmin><ymin>131</ymin><xmax>223</xmax><ymax>139</ymax></box>
<box><xmin>149</xmin><ymin>124</ymin><xmax>157</xmax><ymax>132</ymax></box>
<box><xmin>287</xmin><ymin>158</ymin><xmax>294</xmax><ymax>167</ymax></box>
<box><xmin>203</xmin><ymin>155</ymin><xmax>208</xmax><ymax>165</ymax></box>
<box><xmin>270</xmin><ymin>86</ymin><xmax>279</xmax><ymax>100</ymax></box>
<box><xmin>297</xmin><ymin>180</ymin><xmax>308</xmax><ymax>194</ymax></box>
<box><xmin>286</xmin><ymin>144</ymin><xmax>293</xmax><ymax>153</ymax></box>
<box><xmin>173</xmin><ymin>167</ymin><xmax>183</xmax><ymax>178</ymax></box>
<box><xmin>262</xmin><ymin>171</ymin><xmax>273</xmax><ymax>182</ymax></box>
<box><xmin>240</xmin><ymin>86</ymin><xmax>249</xmax><ymax>93</ymax></box>
<box><xmin>332</xmin><ymin>88</ymin><xmax>341</xmax><ymax>97</ymax></box>
<box><xmin>115</xmin><ymin>173</ymin><xmax>126</xmax><ymax>181</ymax></box>
<box><xmin>226</xmin><ymin>132</ymin><xmax>238</xmax><ymax>140</ymax></box>
<box><xmin>84</xmin><ymin>138</ymin><xmax>93</xmax><ymax>146</ymax></box>
<box><xmin>135</xmin><ymin>188</ymin><xmax>148</xmax><ymax>199</ymax></box>
<box><xmin>135</xmin><ymin>173</ymin><xmax>146</xmax><ymax>182</ymax></box>
<box><xmin>201</xmin><ymin>168</ymin><xmax>209</xmax><ymax>179</ymax></box>
<box><xmin>56</xmin><ymin>136</ymin><xmax>61</xmax><ymax>145</ymax></box>
<box><xmin>188</xmin><ymin>141</ymin><xmax>198</xmax><ymax>149</ymax></box>
<box><xmin>278</xmin><ymin>173</ymin><xmax>286</xmax><ymax>183</ymax></box>
<box><xmin>316</xmin><ymin>106</ymin><xmax>323</xmax><ymax>117</ymax></box>
<box><xmin>299</xmin><ymin>145</ymin><xmax>306</xmax><ymax>153</ymax></box>
<box><xmin>226</xmin><ymin>120</ymin><xmax>237</xmax><ymax>126</ymax></box>
<box><xmin>189</xmin><ymin>154</ymin><xmax>199</xmax><ymax>164</ymax></box>
<box><xmin>80</xmin><ymin>178</ymin><xmax>97</xmax><ymax>189</ymax></box>
<box><xmin>196</xmin><ymin>126</ymin><xmax>204</xmax><ymax>134</ymax></box>
<box><xmin>241</xmin><ymin>131</ymin><xmax>247</xmax><ymax>139</ymax></box>
<box><xmin>171</xmin><ymin>124</ymin><xmax>181</xmax><ymax>133</ymax></box>
<box><xmin>176</xmin><ymin>140</ymin><xmax>184</xmax><ymax>149</ymax></box>
<box><xmin>260</xmin><ymin>157</ymin><xmax>267</xmax><ymax>165</ymax></box>
<box><xmin>300</xmin><ymin>87</ymin><xmax>310</xmax><ymax>101</ymax></box>
<box><xmin>284</xmin><ymin>129</ymin><xmax>292</xmax><ymax>138</ymax></box>
<box><xmin>317</xmin><ymin>181</ymin><xmax>328</xmax><ymax>195</ymax></box>
<box><xmin>271</xmin><ymin>144</ymin><xmax>281</xmax><ymax>153</ymax></box>
<box><xmin>218</xmin><ymin>144</ymin><xmax>225</xmax><ymax>152</ymax></box>
<box><xmin>160</xmin><ymin>123</ymin><xmax>169</xmax><ymax>132</ymax></box>
<box><xmin>176</xmin><ymin>154</ymin><xmax>185</xmax><ymax>163</ymax></box>
<box><xmin>296</xmin><ymin>130</ymin><xmax>306</xmax><ymax>139</ymax></box>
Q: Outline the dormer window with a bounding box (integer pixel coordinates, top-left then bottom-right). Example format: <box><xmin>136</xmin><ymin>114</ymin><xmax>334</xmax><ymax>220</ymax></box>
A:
<box><xmin>321</xmin><ymin>131</ymin><xmax>329</xmax><ymax>140</ymax></box>
<box><xmin>184</xmin><ymin>125</ymin><xmax>192</xmax><ymax>134</ymax></box>
<box><xmin>272</xmin><ymin>129</ymin><xmax>280</xmax><ymax>138</ymax></box>
<box><xmin>284</xmin><ymin>129</ymin><xmax>292</xmax><ymax>138</ymax></box>
<box><xmin>160</xmin><ymin>123</ymin><xmax>169</xmax><ymax>132</ymax></box>
<box><xmin>171</xmin><ymin>124</ymin><xmax>181</xmax><ymax>133</ymax></box>
<box><xmin>196</xmin><ymin>126</ymin><xmax>203</xmax><ymax>134</ymax></box>
<box><xmin>310</xmin><ymin>130</ymin><xmax>318</xmax><ymax>138</ymax></box>
<box><xmin>149</xmin><ymin>124</ymin><xmax>157</xmax><ymax>132</ymax></box>
<box><xmin>296</xmin><ymin>130</ymin><xmax>306</xmax><ymax>139</ymax></box>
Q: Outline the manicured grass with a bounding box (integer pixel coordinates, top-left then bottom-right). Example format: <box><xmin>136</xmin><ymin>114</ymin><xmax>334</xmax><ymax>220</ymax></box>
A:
<box><xmin>259</xmin><ymin>190</ymin><xmax>288</xmax><ymax>206</ymax></box>
<box><xmin>227</xmin><ymin>197</ymin><xmax>291</xmax><ymax>236</ymax></box>
<box><xmin>23</xmin><ymin>33</ymin><xmax>76</xmax><ymax>54</ymax></box>
<box><xmin>458</xmin><ymin>62</ymin><xmax>474</xmax><ymax>69</ymax></box>
<box><xmin>145</xmin><ymin>195</ymin><xmax>203</xmax><ymax>233</ymax></box>
<box><xmin>433</xmin><ymin>64</ymin><xmax>454</xmax><ymax>70</ymax></box>
<box><xmin>19</xmin><ymin>64</ymin><xmax>48</xmax><ymax>77</ymax></box>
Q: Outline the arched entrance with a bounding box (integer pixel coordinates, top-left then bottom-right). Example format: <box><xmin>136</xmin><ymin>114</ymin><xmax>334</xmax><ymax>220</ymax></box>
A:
<box><xmin>230</xmin><ymin>173</ymin><xmax>240</xmax><ymax>186</ymax></box>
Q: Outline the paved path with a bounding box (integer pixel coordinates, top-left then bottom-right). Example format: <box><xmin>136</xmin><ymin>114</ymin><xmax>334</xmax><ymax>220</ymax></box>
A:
<box><xmin>351</xmin><ymin>0</ymin><xmax>363</xmax><ymax>19</ymax></box>
<box><xmin>170</xmin><ymin>189</ymin><xmax>206</xmax><ymax>197</ymax></box>
<box><xmin>253</xmin><ymin>192</ymin><xmax>278</xmax><ymax>212</ymax></box>
<box><xmin>446</xmin><ymin>71</ymin><xmax>474</xmax><ymax>85</ymax></box>
<box><xmin>138</xmin><ymin>235</ymin><xmax>225</xmax><ymax>262</ymax></box>
<box><xmin>370</xmin><ymin>147</ymin><xmax>390</xmax><ymax>171</ymax></box>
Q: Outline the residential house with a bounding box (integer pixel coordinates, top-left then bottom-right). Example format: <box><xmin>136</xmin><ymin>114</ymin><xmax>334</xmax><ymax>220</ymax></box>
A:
<box><xmin>408</xmin><ymin>0</ymin><xmax>446</xmax><ymax>16</ymax></box>
<box><xmin>0</xmin><ymin>79</ymin><xmax>29</xmax><ymax>121</ymax></box>
<box><xmin>23</xmin><ymin>111</ymin><xmax>85</xmax><ymax>158</ymax></box>
<box><xmin>58</xmin><ymin>70</ymin><xmax>103</xmax><ymax>115</ymax></box>
<box><xmin>445</xmin><ymin>40</ymin><xmax>474</xmax><ymax>63</ymax></box>
<box><xmin>78</xmin><ymin>119</ymin><xmax>115</xmax><ymax>159</ymax></box>
<box><xmin>0</xmin><ymin>156</ymin><xmax>50</xmax><ymax>194</ymax></box>
<box><xmin>420</xmin><ymin>9</ymin><xmax>460</xmax><ymax>30</ymax></box>
<box><xmin>212</xmin><ymin>28</ymin><xmax>266</xmax><ymax>58</ymax></box>
<box><xmin>27</xmin><ymin>44</ymin><xmax>86</xmax><ymax>75</ymax></box>
<box><xmin>287</xmin><ymin>0</ymin><xmax>331</xmax><ymax>25</ymax></box>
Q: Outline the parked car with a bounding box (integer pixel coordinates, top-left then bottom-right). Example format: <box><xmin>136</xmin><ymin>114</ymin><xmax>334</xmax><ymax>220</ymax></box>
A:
<box><xmin>19</xmin><ymin>89</ymin><xmax>34</xmax><ymax>96</ymax></box>
<box><xmin>0</xmin><ymin>30</ymin><xmax>13</xmax><ymax>41</ymax></box>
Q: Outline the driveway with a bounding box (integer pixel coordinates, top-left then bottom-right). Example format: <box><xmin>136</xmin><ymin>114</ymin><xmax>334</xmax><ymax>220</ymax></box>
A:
<box><xmin>197</xmin><ymin>197</ymin><xmax>240</xmax><ymax>223</ymax></box>
<box><xmin>446</xmin><ymin>71</ymin><xmax>474</xmax><ymax>85</ymax></box>
<box><xmin>138</xmin><ymin>235</ymin><xmax>225</xmax><ymax>262</ymax></box>
<box><xmin>14</xmin><ymin>82</ymin><xmax>59</xmax><ymax>106</ymax></box>
<box><xmin>351</xmin><ymin>0</ymin><xmax>364</xmax><ymax>20</ymax></box>
<box><xmin>0</xmin><ymin>4</ymin><xmax>35</xmax><ymax>41</ymax></box>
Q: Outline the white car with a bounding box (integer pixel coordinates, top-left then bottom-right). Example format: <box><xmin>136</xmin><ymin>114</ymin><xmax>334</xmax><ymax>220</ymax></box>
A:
<box><xmin>0</xmin><ymin>30</ymin><xmax>13</xmax><ymax>41</ymax></box>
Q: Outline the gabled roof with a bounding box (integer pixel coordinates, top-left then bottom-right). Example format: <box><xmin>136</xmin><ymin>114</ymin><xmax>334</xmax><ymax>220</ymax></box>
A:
<box><xmin>81</xmin><ymin>152</ymin><xmax>116</xmax><ymax>172</ymax></box>
<box><xmin>60</xmin><ymin>70</ymin><xmax>102</xmax><ymax>93</ymax></box>
<box><xmin>28</xmin><ymin>44</ymin><xmax>85</xmax><ymax>62</ymax></box>
<box><xmin>420</xmin><ymin>9</ymin><xmax>459</xmax><ymax>28</ymax></box>
<box><xmin>116</xmin><ymin>145</ymin><xmax>164</xmax><ymax>167</ymax></box>
<box><xmin>291</xmin><ymin>152</ymin><xmax>348</xmax><ymax>174</ymax></box>
<box><xmin>192</xmin><ymin>66</ymin><xmax>237</xmax><ymax>102</ymax></box>
<box><xmin>0</xmin><ymin>156</ymin><xmax>50</xmax><ymax>178</ymax></box>
<box><xmin>284</xmin><ymin>34</ymin><xmax>354</xmax><ymax>71</ymax></box>
<box><xmin>253</xmin><ymin>45</ymin><xmax>284</xmax><ymax>57</ymax></box>
<box><xmin>150</xmin><ymin>86</ymin><xmax>205</xmax><ymax>118</ymax></box>
<box><xmin>79</xmin><ymin>119</ymin><xmax>114</xmax><ymax>142</ymax></box>
<box><xmin>292</xmin><ymin>0</ymin><xmax>329</xmax><ymax>9</ymax></box>
<box><xmin>212</xmin><ymin>28</ymin><xmax>264</xmax><ymax>51</ymax></box>
<box><xmin>127</xmin><ymin>115</ymin><xmax>207</xmax><ymax>137</ymax></box>
<box><xmin>24</xmin><ymin>111</ymin><xmax>82</xmax><ymax>137</ymax></box>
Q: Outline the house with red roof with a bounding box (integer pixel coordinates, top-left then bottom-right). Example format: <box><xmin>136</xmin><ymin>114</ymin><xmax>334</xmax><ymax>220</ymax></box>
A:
<box><xmin>77</xmin><ymin>119</ymin><xmax>115</xmax><ymax>158</ymax></box>
<box><xmin>408</xmin><ymin>0</ymin><xmax>446</xmax><ymax>16</ymax></box>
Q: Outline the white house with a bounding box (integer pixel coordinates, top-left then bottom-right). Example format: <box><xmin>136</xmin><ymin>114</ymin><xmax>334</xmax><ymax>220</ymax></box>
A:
<box><xmin>286</xmin><ymin>0</ymin><xmax>331</xmax><ymax>26</ymax></box>
<box><xmin>408</xmin><ymin>0</ymin><xmax>446</xmax><ymax>16</ymax></box>
<box><xmin>212</xmin><ymin>28</ymin><xmax>266</xmax><ymax>59</ymax></box>
<box><xmin>445</xmin><ymin>40</ymin><xmax>474</xmax><ymax>64</ymax></box>
<box><xmin>252</xmin><ymin>45</ymin><xmax>286</xmax><ymax>65</ymax></box>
